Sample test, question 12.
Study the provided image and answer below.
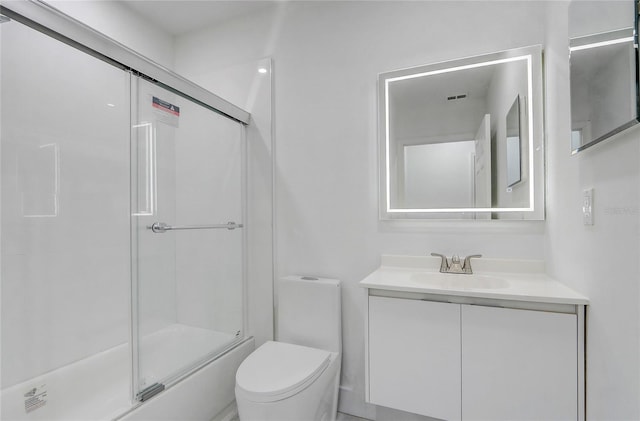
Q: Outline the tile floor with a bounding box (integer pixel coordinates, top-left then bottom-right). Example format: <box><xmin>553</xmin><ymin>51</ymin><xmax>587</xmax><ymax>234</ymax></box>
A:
<box><xmin>230</xmin><ymin>412</ymin><xmax>370</xmax><ymax>421</ymax></box>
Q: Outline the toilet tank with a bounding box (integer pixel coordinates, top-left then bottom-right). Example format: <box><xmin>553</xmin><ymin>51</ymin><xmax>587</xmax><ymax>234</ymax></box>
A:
<box><xmin>276</xmin><ymin>276</ymin><xmax>342</xmax><ymax>354</ymax></box>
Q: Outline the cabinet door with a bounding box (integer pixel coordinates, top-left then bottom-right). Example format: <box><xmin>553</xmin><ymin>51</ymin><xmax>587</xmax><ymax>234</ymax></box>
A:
<box><xmin>369</xmin><ymin>297</ymin><xmax>461</xmax><ymax>420</ymax></box>
<box><xmin>462</xmin><ymin>305</ymin><xmax>577</xmax><ymax>420</ymax></box>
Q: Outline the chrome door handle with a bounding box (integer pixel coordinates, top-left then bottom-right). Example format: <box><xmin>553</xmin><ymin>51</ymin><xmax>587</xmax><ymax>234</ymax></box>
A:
<box><xmin>149</xmin><ymin>222</ymin><xmax>243</xmax><ymax>233</ymax></box>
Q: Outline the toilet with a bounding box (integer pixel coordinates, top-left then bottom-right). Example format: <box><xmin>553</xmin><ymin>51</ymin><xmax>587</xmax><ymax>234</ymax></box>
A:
<box><xmin>235</xmin><ymin>275</ymin><xmax>341</xmax><ymax>421</ymax></box>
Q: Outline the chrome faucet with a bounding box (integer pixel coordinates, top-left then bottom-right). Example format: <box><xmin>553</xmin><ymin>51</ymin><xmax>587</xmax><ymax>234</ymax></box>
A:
<box><xmin>431</xmin><ymin>253</ymin><xmax>482</xmax><ymax>274</ymax></box>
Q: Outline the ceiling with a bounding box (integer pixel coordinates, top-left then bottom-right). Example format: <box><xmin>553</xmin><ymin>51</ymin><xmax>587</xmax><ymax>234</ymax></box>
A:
<box><xmin>118</xmin><ymin>0</ymin><xmax>279</xmax><ymax>36</ymax></box>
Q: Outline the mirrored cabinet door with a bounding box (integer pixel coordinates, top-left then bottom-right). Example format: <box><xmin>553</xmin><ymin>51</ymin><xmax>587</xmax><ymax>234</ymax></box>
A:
<box><xmin>569</xmin><ymin>0</ymin><xmax>640</xmax><ymax>154</ymax></box>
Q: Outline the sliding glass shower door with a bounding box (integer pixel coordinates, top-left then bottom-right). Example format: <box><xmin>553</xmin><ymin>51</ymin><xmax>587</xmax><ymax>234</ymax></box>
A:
<box><xmin>131</xmin><ymin>78</ymin><xmax>245</xmax><ymax>400</ymax></box>
<box><xmin>1</xmin><ymin>16</ymin><xmax>134</xmax><ymax>420</ymax></box>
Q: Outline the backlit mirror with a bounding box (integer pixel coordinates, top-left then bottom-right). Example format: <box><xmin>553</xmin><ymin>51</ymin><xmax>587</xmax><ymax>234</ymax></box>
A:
<box><xmin>379</xmin><ymin>46</ymin><xmax>544</xmax><ymax>220</ymax></box>
<box><xmin>569</xmin><ymin>0</ymin><xmax>639</xmax><ymax>154</ymax></box>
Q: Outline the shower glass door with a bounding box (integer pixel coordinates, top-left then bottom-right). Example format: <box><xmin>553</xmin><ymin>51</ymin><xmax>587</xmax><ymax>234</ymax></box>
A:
<box><xmin>131</xmin><ymin>78</ymin><xmax>245</xmax><ymax>399</ymax></box>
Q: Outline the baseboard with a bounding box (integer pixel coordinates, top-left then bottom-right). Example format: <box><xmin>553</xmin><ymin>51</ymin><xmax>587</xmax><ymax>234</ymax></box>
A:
<box><xmin>338</xmin><ymin>386</ymin><xmax>377</xmax><ymax>420</ymax></box>
<box><xmin>211</xmin><ymin>401</ymin><xmax>238</xmax><ymax>421</ymax></box>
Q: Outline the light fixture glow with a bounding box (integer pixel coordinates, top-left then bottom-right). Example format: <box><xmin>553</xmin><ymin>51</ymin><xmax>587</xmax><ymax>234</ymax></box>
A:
<box><xmin>386</xmin><ymin>207</ymin><xmax>534</xmax><ymax>213</ymax></box>
<box><xmin>107</xmin><ymin>103</ymin><xmax>115</xmax><ymax>107</ymax></box>
<box><xmin>258</xmin><ymin>67</ymin><xmax>268</xmax><ymax>74</ymax></box>
<box><xmin>386</xmin><ymin>55</ymin><xmax>529</xmax><ymax>84</ymax></box>
<box><xmin>526</xmin><ymin>55</ymin><xmax>535</xmax><ymax>209</ymax></box>
<box><xmin>570</xmin><ymin>37</ymin><xmax>634</xmax><ymax>52</ymax></box>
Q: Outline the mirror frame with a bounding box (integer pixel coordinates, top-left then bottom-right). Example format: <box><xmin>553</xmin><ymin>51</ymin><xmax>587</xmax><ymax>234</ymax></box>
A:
<box><xmin>569</xmin><ymin>2</ymin><xmax>640</xmax><ymax>154</ymax></box>
<box><xmin>378</xmin><ymin>45</ymin><xmax>545</xmax><ymax>220</ymax></box>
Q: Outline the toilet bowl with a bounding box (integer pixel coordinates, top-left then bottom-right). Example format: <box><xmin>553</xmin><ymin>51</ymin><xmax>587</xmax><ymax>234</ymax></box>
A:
<box><xmin>235</xmin><ymin>276</ymin><xmax>341</xmax><ymax>421</ymax></box>
<box><xmin>235</xmin><ymin>341</ymin><xmax>340</xmax><ymax>421</ymax></box>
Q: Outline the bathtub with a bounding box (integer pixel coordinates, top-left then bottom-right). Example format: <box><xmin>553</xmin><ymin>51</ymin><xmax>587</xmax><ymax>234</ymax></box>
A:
<box><xmin>1</xmin><ymin>325</ymin><xmax>254</xmax><ymax>421</ymax></box>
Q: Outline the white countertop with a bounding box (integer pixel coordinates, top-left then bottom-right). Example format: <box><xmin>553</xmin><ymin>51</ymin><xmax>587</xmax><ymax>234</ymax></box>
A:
<box><xmin>360</xmin><ymin>255</ymin><xmax>589</xmax><ymax>305</ymax></box>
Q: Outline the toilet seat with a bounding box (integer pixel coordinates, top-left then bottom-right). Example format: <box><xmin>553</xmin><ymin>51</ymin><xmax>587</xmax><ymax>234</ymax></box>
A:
<box><xmin>235</xmin><ymin>341</ymin><xmax>332</xmax><ymax>403</ymax></box>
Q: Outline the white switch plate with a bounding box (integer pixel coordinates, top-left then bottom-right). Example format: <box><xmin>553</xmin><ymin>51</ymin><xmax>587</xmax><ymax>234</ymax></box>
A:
<box><xmin>583</xmin><ymin>188</ymin><xmax>593</xmax><ymax>225</ymax></box>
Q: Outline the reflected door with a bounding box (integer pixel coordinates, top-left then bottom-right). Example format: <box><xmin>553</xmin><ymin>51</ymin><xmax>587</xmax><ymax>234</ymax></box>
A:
<box><xmin>131</xmin><ymin>78</ymin><xmax>245</xmax><ymax>399</ymax></box>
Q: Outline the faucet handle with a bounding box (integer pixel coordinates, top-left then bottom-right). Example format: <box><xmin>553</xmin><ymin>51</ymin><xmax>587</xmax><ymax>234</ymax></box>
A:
<box><xmin>430</xmin><ymin>253</ymin><xmax>450</xmax><ymax>272</ymax></box>
<box><xmin>449</xmin><ymin>255</ymin><xmax>464</xmax><ymax>273</ymax></box>
<box><xmin>462</xmin><ymin>254</ymin><xmax>482</xmax><ymax>274</ymax></box>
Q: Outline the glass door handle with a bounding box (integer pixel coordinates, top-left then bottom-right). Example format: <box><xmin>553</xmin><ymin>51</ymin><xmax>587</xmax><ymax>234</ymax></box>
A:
<box><xmin>149</xmin><ymin>221</ymin><xmax>243</xmax><ymax>233</ymax></box>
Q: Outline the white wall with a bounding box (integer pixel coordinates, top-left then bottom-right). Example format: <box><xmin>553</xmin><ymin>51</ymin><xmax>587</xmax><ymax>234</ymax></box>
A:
<box><xmin>544</xmin><ymin>2</ymin><xmax>640</xmax><ymax>419</ymax></box>
<box><xmin>175</xmin><ymin>2</ymin><xmax>548</xmax><ymax>418</ymax></box>
<box><xmin>568</xmin><ymin>0</ymin><xmax>633</xmax><ymax>38</ymax></box>
<box><xmin>44</xmin><ymin>0</ymin><xmax>175</xmax><ymax>69</ymax></box>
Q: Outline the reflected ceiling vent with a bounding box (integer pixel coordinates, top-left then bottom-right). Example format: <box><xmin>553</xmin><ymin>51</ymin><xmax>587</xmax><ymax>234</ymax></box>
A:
<box><xmin>447</xmin><ymin>94</ymin><xmax>468</xmax><ymax>101</ymax></box>
<box><xmin>0</xmin><ymin>15</ymin><xmax>11</xmax><ymax>24</ymax></box>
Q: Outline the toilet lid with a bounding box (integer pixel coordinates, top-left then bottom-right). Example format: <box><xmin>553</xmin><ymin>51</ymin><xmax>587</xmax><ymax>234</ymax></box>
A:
<box><xmin>236</xmin><ymin>341</ymin><xmax>332</xmax><ymax>402</ymax></box>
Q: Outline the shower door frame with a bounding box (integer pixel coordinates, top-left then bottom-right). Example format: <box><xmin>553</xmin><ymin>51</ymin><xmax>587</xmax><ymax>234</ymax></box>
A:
<box><xmin>1</xmin><ymin>0</ymin><xmax>252</xmax><ymax>407</ymax></box>
<box><xmin>130</xmin><ymin>75</ymin><xmax>250</xmax><ymax>400</ymax></box>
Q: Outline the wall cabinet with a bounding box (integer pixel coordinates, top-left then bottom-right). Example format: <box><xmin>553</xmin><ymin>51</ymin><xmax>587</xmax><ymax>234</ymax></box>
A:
<box><xmin>367</xmin><ymin>295</ymin><xmax>583</xmax><ymax>421</ymax></box>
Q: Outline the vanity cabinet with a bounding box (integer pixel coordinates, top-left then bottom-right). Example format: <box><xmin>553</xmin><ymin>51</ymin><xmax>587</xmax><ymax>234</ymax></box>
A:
<box><xmin>368</xmin><ymin>297</ymin><xmax>461</xmax><ymax>420</ymax></box>
<box><xmin>461</xmin><ymin>304</ymin><xmax>577</xmax><ymax>420</ymax></box>
<box><xmin>367</xmin><ymin>295</ymin><xmax>582</xmax><ymax>421</ymax></box>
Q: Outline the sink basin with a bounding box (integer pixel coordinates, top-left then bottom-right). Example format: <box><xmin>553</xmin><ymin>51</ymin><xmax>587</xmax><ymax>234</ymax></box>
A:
<box><xmin>410</xmin><ymin>272</ymin><xmax>509</xmax><ymax>290</ymax></box>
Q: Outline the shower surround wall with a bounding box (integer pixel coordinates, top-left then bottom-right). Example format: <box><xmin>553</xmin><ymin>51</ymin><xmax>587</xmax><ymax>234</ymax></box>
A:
<box><xmin>0</xmin><ymin>4</ymin><xmax>180</xmax><ymax>382</ymax></box>
<box><xmin>1</xmin><ymin>18</ymin><xmax>132</xmax><ymax>389</ymax></box>
<box><xmin>0</xmin><ymin>1</ymin><xmax>181</xmax><ymax>390</ymax></box>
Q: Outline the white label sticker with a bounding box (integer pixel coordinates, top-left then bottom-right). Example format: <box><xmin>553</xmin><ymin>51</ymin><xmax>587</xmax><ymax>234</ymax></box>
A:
<box><xmin>152</xmin><ymin>96</ymin><xmax>180</xmax><ymax>128</ymax></box>
<box><xmin>24</xmin><ymin>384</ymin><xmax>47</xmax><ymax>413</ymax></box>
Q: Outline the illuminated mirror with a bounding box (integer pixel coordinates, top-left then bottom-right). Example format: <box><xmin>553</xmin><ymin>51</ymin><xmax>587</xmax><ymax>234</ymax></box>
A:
<box><xmin>379</xmin><ymin>46</ymin><xmax>544</xmax><ymax>220</ymax></box>
<box><xmin>569</xmin><ymin>1</ymin><xmax>639</xmax><ymax>154</ymax></box>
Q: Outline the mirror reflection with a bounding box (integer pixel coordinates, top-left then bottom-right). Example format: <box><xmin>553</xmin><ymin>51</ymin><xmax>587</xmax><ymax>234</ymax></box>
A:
<box><xmin>506</xmin><ymin>96</ymin><xmax>522</xmax><ymax>187</ymax></box>
<box><xmin>379</xmin><ymin>46</ymin><xmax>544</xmax><ymax>220</ymax></box>
<box><xmin>569</xmin><ymin>1</ymin><xmax>639</xmax><ymax>153</ymax></box>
